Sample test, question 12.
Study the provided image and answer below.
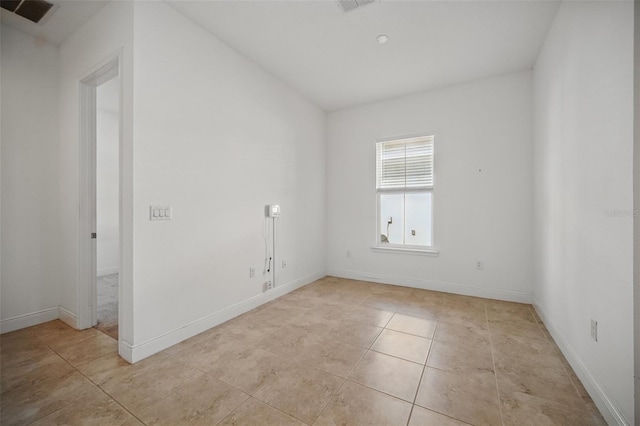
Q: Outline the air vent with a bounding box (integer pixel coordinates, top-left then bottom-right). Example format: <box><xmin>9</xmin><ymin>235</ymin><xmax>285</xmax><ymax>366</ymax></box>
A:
<box><xmin>0</xmin><ymin>0</ymin><xmax>22</xmax><ymax>12</ymax></box>
<box><xmin>337</xmin><ymin>0</ymin><xmax>376</xmax><ymax>13</ymax></box>
<box><xmin>1</xmin><ymin>0</ymin><xmax>55</xmax><ymax>24</ymax></box>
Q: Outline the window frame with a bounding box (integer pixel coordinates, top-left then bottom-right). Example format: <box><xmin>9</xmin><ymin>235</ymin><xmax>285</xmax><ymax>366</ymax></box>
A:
<box><xmin>374</xmin><ymin>133</ymin><xmax>438</xmax><ymax>255</ymax></box>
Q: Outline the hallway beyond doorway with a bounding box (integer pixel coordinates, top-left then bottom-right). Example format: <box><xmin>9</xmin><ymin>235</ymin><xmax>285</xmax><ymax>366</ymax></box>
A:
<box><xmin>96</xmin><ymin>273</ymin><xmax>118</xmax><ymax>340</ymax></box>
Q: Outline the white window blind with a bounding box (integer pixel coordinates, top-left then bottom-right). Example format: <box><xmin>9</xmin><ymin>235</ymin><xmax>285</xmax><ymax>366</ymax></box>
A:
<box><xmin>376</xmin><ymin>136</ymin><xmax>434</xmax><ymax>190</ymax></box>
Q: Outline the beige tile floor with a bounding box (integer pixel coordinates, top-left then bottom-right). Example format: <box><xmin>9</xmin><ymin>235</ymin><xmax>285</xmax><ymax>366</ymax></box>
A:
<box><xmin>1</xmin><ymin>276</ymin><xmax>606</xmax><ymax>426</ymax></box>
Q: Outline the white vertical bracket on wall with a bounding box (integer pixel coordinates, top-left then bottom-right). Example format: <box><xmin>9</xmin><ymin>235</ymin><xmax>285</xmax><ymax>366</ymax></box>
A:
<box><xmin>264</xmin><ymin>205</ymin><xmax>280</xmax><ymax>289</ymax></box>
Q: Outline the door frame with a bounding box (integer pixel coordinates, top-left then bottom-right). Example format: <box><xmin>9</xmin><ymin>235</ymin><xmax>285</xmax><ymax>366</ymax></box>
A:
<box><xmin>78</xmin><ymin>53</ymin><xmax>121</xmax><ymax>332</ymax></box>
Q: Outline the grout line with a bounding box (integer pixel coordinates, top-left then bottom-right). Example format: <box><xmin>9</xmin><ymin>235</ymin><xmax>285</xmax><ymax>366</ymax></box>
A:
<box><xmin>405</xmin><ymin>327</ymin><xmax>433</xmax><ymax>426</ymax></box>
<box><xmin>214</xmin><ymin>396</ymin><xmax>252</xmax><ymax>426</ymax></box>
<box><xmin>349</xmin><ymin>348</ymin><xmax>371</xmax><ymax>376</ymax></box>
<box><xmin>177</xmin><ymin>329</ymin><xmax>347</xmax><ymax>426</ymax></box>
<box><xmin>366</xmin><ymin>347</ymin><xmax>431</xmax><ymax>366</ymax></box>
<box><xmin>46</xmin><ymin>345</ymin><xmax>148</xmax><ymax>426</ymax></box>
<box><xmin>485</xmin><ymin>304</ymin><xmax>505</xmax><ymax>426</ymax></box>
<box><xmin>311</xmin><ymin>376</ymin><xmax>348</xmax><ymax>425</ymax></box>
<box><xmin>380</xmin><ymin>326</ymin><xmax>435</xmax><ymax>340</ymax></box>
<box><xmin>23</xmin><ymin>402</ymin><xmax>67</xmax><ymax>425</ymax></box>
<box><xmin>219</xmin><ymin>395</ymin><xmax>312</xmax><ymax>426</ymax></box>
<box><xmin>344</xmin><ymin>374</ymin><xmax>421</xmax><ymax>406</ymax></box>
<box><xmin>379</xmin><ymin>311</ymin><xmax>395</xmax><ymax>328</ymax></box>
<box><xmin>36</xmin><ymin>329</ymin><xmax>102</xmax><ymax>351</ymax></box>
<box><xmin>367</xmin><ymin>325</ymin><xmax>386</xmax><ymax>350</ymax></box>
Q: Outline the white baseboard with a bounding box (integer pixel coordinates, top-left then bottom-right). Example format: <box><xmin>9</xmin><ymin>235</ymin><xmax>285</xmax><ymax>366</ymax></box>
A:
<box><xmin>327</xmin><ymin>268</ymin><xmax>532</xmax><ymax>304</ymax></box>
<box><xmin>97</xmin><ymin>267</ymin><xmax>119</xmax><ymax>277</ymax></box>
<box><xmin>0</xmin><ymin>307</ymin><xmax>59</xmax><ymax>334</ymax></box>
<box><xmin>118</xmin><ymin>340</ymin><xmax>134</xmax><ymax>363</ymax></box>
<box><xmin>58</xmin><ymin>306</ymin><xmax>78</xmax><ymax>329</ymax></box>
<box><xmin>128</xmin><ymin>270</ymin><xmax>325</xmax><ymax>363</ymax></box>
<box><xmin>532</xmin><ymin>296</ymin><xmax>630</xmax><ymax>426</ymax></box>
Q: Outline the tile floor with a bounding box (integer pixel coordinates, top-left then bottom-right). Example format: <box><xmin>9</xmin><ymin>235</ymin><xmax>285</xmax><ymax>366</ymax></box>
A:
<box><xmin>96</xmin><ymin>273</ymin><xmax>119</xmax><ymax>340</ymax></box>
<box><xmin>1</xmin><ymin>276</ymin><xmax>606</xmax><ymax>425</ymax></box>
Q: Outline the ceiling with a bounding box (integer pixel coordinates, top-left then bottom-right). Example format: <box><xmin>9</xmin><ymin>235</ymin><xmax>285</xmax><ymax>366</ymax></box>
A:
<box><xmin>168</xmin><ymin>0</ymin><xmax>561</xmax><ymax>111</ymax></box>
<box><xmin>1</xmin><ymin>0</ymin><xmax>560</xmax><ymax>111</ymax></box>
<box><xmin>0</xmin><ymin>0</ymin><xmax>108</xmax><ymax>45</ymax></box>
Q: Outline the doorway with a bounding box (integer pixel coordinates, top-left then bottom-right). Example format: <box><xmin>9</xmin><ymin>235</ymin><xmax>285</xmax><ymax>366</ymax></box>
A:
<box><xmin>78</xmin><ymin>55</ymin><xmax>121</xmax><ymax>341</ymax></box>
<box><xmin>95</xmin><ymin>76</ymin><xmax>120</xmax><ymax>339</ymax></box>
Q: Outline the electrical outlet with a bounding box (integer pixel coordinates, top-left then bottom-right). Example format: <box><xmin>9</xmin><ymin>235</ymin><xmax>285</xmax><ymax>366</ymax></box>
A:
<box><xmin>281</xmin><ymin>260</ymin><xmax>287</xmax><ymax>268</ymax></box>
<box><xmin>265</xmin><ymin>281</ymin><xmax>273</xmax><ymax>291</ymax></box>
<box><xmin>249</xmin><ymin>267</ymin><xmax>255</xmax><ymax>278</ymax></box>
<box><xmin>591</xmin><ymin>319</ymin><xmax>598</xmax><ymax>342</ymax></box>
<box><xmin>476</xmin><ymin>261</ymin><xmax>484</xmax><ymax>270</ymax></box>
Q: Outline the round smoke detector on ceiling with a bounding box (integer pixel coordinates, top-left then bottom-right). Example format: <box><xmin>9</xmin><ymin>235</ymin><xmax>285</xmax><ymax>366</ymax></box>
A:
<box><xmin>376</xmin><ymin>35</ymin><xmax>389</xmax><ymax>44</ymax></box>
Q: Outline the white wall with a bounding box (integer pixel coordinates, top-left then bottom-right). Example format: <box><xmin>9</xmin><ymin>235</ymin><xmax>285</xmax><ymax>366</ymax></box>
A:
<box><xmin>532</xmin><ymin>1</ymin><xmax>634</xmax><ymax>424</ymax></box>
<box><xmin>0</xmin><ymin>26</ymin><xmax>60</xmax><ymax>332</ymax></box>
<box><xmin>129</xmin><ymin>2</ymin><xmax>326</xmax><ymax>357</ymax></box>
<box><xmin>58</xmin><ymin>1</ymin><xmax>134</xmax><ymax>345</ymax></box>
<box><xmin>327</xmin><ymin>71</ymin><xmax>533</xmax><ymax>302</ymax></box>
<box><xmin>96</xmin><ymin>77</ymin><xmax>120</xmax><ymax>276</ymax></box>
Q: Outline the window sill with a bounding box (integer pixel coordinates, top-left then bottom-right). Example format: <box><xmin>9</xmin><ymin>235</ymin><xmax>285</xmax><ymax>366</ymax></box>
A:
<box><xmin>371</xmin><ymin>246</ymin><xmax>440</xmax><ymax>256</ymax></box>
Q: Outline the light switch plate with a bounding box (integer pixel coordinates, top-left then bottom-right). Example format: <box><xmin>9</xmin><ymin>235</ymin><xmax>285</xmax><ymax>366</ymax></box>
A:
<box><xmin>150</xmin><ymin>205</ymin><xmax>172</xmax><ymax>221</ymax></box>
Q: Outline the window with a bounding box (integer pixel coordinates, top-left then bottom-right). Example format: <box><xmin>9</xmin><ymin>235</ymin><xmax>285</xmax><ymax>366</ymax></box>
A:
<box><xmin>376</xmin><ymin>135</ymin><xmax>434</xmax><ymax>249</ymax></box>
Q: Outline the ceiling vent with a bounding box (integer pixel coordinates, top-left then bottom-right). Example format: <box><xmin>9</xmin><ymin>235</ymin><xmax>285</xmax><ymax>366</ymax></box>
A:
<box><xmin>337</xmin><ymin>0</ymin><xmax>376</xmax><ymax>14</ymax></box>
<box><xmin>1</xmin><ymin>0</ymin><xmax>56</xmax><ymax>24</ymax></box>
